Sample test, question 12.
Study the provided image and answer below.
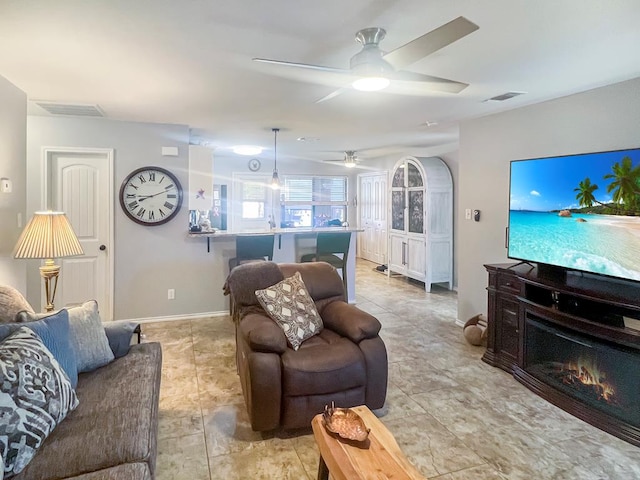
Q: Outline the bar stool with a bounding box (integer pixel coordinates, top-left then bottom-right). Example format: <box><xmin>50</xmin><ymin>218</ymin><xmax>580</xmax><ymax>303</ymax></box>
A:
<box><xmin>228</xmin><ymin>235</ymin><xmax>275</xmax><ymax>318</ymax></box>
<box><xmin>228</xmin><ymin>235</ymin><xmax>275</xmax><ymax>271</ymax></box>
<box><xmin>301</xmin><ymin>232</ymin><xmax>351</xmax><ymax>296</ymax></box>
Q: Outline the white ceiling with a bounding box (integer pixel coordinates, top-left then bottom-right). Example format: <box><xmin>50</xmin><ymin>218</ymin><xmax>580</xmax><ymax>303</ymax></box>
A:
<box><xmin>2</xmin><ymin>0</ymin><xmax>640</xmax><ymax>164</ymax></box>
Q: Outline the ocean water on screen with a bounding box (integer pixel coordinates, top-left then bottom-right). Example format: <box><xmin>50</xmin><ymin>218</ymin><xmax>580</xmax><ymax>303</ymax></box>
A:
<box><xmin>508</xmin><ymin>211</ymin><xmax>640</xmax><ymax>281</ymax></box>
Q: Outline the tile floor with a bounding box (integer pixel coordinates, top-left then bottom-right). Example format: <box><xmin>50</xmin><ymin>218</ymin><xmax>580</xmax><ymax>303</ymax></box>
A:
<box><xmin>143</xmin><ymin>259</ymin><xmax>640</xmax><ymax>479</ymax></box>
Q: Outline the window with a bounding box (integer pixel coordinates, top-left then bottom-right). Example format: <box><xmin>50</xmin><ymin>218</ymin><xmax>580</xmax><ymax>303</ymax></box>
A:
<box><xmin>241</xmin><ymin>181</ymin><xmax>267</xmax><ymax>219</ymax></box>
<box><xmin>280</xmin><ymin>175</ymin><xmax>348</xmax><ymax>227</ymax></box>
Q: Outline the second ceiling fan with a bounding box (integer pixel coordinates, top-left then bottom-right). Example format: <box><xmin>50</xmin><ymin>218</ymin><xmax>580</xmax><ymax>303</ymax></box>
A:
<box><xmin>253</xmin><ymin>16</ymin><xmax>479</xmax><ymax>103</ymax></box>
<box><xmin>323</xmin><ymin>151</ymin><xmax>362</xmax><ymax>168</ymax></box>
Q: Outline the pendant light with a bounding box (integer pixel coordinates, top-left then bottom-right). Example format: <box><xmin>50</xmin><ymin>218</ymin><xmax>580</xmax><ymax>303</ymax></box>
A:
<box><xmin>271</xmin><ymin>128</ymin><xmax>280</xmax><ymax>190</ymax></box>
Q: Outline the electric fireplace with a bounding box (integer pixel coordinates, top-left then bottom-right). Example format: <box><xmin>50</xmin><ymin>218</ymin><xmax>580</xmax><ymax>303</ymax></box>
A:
<box><xmin>525</xmin><ymin>315</ymin><xmax>640</xmax><ymax>429</ymax></box>
<box><xmin>484</xmin><ymin>263</ymin><xmax>640</xmax><ymax>446</ymax></box>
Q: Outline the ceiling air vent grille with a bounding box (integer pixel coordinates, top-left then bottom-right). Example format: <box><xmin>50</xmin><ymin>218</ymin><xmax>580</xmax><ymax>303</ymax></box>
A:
<box><xmin>35</xmin><ymin>102</ymin><xmax>105</xmax><ymax>117</ymax></box>
<box><xmin>484</xmin><ymin>91</ymin><xmax>527</xmax><ymax>102</ymax></box>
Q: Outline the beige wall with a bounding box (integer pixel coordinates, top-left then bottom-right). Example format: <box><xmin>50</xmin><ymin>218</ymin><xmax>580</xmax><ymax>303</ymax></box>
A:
<box><xmin>457</xmin><ymin>76</ymin><xmax>640</xmax><ymax>323</ymax></box>
<box><xmin>0</xmin><ymin>75</ymin><xmax>27</xmax><ymax>289</ymax></box>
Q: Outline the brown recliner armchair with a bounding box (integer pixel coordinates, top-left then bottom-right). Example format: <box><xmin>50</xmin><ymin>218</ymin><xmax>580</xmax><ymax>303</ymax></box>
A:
<box><xmin>225</xmin><ymin>261</ymin><xmax>388</xmax><ymax>431</ymax></box>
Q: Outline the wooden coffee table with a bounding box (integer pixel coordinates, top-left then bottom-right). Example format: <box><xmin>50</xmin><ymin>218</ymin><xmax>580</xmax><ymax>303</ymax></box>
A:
<box><xmin>311</xmin><ymin>405</ymin><xmax>425</xmax><ymax>480</ymax></box>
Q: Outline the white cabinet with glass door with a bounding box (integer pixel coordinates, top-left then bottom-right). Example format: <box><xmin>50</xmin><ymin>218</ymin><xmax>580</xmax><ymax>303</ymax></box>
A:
<box><xmin>388</xmin><ymin>156</ymin><xmax>453</xmax><ymax>291</ymax></box>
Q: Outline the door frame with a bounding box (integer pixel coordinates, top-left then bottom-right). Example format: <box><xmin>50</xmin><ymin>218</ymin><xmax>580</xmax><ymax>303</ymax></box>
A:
<box><xmin>41</xmin><ymin>146</ymin><xmax>115</xmax><ymax>319</ymax></box>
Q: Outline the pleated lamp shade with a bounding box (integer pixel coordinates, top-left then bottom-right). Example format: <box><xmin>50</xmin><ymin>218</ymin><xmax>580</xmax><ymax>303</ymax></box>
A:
<box><xmin>14</xmin><ymin>211</ymin><xmax>84</xmax><ymax>259</ymax></box>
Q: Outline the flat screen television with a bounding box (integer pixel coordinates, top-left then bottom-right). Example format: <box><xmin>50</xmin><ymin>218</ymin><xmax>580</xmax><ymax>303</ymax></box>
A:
<box><xmin>508</xmin><ymin>147</ymin><xmax>640</xmax><ymax>283</ymax></box>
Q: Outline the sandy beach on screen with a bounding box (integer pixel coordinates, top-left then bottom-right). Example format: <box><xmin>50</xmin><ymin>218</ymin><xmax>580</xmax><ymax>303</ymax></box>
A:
<box><xmin>590</xmin><ymin>214</ymin><xmax>640</xmax><ymax>240</ymax></box>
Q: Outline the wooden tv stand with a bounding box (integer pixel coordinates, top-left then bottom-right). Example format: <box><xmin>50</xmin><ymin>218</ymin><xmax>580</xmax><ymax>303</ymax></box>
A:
<box><xmin>483</xmin><ymin>263</ymin><xmax>640</xmax><ymax>446</ymax></box>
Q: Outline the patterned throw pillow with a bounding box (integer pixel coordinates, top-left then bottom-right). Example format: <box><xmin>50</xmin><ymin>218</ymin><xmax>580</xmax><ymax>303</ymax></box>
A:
<box><xmin>255</xmin><ymin>271</ymin><xmax>323</xmax><ymax>350</ymax></box>
<box><xmin>0</xmin><ymin>327</ymin><xmax>79</xmax><ymax>477</ymax></box>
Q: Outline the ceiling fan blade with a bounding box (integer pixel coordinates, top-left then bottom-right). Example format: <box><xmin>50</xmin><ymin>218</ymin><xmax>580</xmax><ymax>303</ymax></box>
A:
<box><xmin>315</xmin><ymin>87</ymin><xmax>349</xmax><ymax>103</ymax></box>
<box><xmin>324</xmin><ymin>161</ymin><xmax>377</xmax><ymax>171</ymax></box>
<box><xmin>382</xmin><ymin>16</ymin><xmax>479</xmax><ymax>70</ymax></box>
<box><xmin>392</xmin><ymin>71</ymin><xmax>468</xmax><ymax>93</ymax></box>
<box><xmin>253</xmin><ymin>58</ymin><xmax>351</xmax><ymax>74</ymax></box>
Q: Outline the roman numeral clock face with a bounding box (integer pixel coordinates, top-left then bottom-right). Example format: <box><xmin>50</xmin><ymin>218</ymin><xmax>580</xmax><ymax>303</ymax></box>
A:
<box><xmin>119</xmin><ymin>166</ymin><xmax>183</xmax><ymax>226</ymax></box>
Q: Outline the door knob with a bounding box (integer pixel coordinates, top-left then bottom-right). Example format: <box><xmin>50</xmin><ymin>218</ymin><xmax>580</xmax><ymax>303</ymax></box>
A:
<box><xmin>99</xmin><ymin>245</ymin><xmax>106</xmax><ymax>251</ymax></box>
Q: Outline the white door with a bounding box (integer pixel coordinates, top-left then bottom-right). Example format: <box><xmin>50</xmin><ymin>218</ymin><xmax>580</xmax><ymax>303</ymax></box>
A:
<box><xmin>46</xmin><ymin>148</ymin><xmax>114</xmax><ymax>320</ymax></box>
<box><xmin>358</xmin><ymin>172</ymin><xmax>387</xmax><ymax>264</ymax></box>
<box><xmin>231</xmin><ymin>173</ymin><xmax>276</xmax><ymax>232</ymax></box>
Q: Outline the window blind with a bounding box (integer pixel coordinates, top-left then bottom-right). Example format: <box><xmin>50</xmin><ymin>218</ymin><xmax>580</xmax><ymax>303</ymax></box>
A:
<box><xmin>282</xmin><ymin>177</ymin><xmax>313</xmax><ymax>202</ymax></box>
<box><xmin>282</xmin><ymin>176</ymin><xmax>347</xmax><ymax>203</ymax></box>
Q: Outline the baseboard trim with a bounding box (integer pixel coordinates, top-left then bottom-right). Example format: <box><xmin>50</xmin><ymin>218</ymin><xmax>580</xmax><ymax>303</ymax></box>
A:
<box><xmin>119</xmin><ymin>310</ymin><xmax>230</xmax><ymax>324</ymax></box>
<box><xmin>455</xmin><ymin>318</ymin><xmax>465</xmax><ymax>328</ymax></box>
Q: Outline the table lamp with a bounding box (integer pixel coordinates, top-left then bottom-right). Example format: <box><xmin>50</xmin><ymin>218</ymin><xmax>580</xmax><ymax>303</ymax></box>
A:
<box><xmin>13</xmin><ymin>211</ymin><xmax>84</xmax><ymax>312</ymax></box>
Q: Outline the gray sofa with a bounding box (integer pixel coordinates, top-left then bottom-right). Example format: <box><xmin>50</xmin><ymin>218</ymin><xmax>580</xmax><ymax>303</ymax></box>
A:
<box><xmin>0</xmin><ymin>287</ymin><xmax>162</xmax><ymax>480</ymax></box>
<box><xmin>14</xmin><ymin>341</ymin><xmax>162</xmax><ymax>480</ymax></box>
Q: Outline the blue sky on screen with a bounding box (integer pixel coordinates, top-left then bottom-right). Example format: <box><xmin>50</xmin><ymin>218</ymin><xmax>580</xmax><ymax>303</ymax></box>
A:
<box><xmin>509</xmin><ymin>149</ymin><xmax>640</xmax><ymax>211</ymax></box>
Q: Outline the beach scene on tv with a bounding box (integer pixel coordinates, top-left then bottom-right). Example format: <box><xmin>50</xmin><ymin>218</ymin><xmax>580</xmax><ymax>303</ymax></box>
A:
<box><xmin>509</xmin><ymin>148</ymin><xmax>640</xmax><ymax>281</ymax></box>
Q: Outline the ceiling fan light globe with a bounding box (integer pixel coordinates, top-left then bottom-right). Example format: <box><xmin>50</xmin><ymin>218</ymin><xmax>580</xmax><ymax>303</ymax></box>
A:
<box><xmin>344</xmin><ymin>161</ymin><xmax>357</xmax><ymax>168</ymax></box>
<box><xmin>352</xmin><ymin>77</ymin><xmax>390</xmax><ymax>91</ymax></box>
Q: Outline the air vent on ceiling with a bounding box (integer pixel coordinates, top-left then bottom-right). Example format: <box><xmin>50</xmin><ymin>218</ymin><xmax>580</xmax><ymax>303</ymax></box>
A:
<box><xmin>484</xmin><ymin>91</ymin><xmax>527</xmax><ymax>102</ymax></box>
<box><xmin>35</xmin><ymin>102</ymin><xmax>105</xmax><ymax>117</ymax></box>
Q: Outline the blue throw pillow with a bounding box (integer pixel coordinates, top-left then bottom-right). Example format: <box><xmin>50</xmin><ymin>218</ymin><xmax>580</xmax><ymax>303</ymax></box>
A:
<box><xmin>17</xmin><ymin>301</ymin><xmax>115</xmax><ymax>373</ymax></box>
<box><xmin>0</xmin><ymin>309</ymin><xmax>78</xmax><ymax>388</ymax></box>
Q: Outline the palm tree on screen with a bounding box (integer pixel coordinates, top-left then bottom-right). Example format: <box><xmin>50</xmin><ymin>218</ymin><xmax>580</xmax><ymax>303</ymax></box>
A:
<box><xmin>604</xmin><ymin>156</ymin><xmax>640</xmax><ymax>213</ymax></box>
<box><xmin>574</xmin><ymin>177</ymin><xmax>599</xmax><ymax>208</ymax></box>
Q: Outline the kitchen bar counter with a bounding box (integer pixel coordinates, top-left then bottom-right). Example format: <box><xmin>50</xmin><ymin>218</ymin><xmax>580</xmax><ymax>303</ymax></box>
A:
<box><xmin>188</xmin><ymin>226</ymin><xmax>362</xmax><ymax>237</ymax></box>
<box><xmin>188</xmin><ymin>227</ymin><xmax>362</xmax><ymax>303</ymax></box>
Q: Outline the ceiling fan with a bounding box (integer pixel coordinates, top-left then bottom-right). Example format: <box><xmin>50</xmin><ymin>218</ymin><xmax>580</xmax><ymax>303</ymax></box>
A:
<box><xmin>253</xmin><ymin>16</ymin><xmax>479</xmax><ymax>103</ymax></box>
<box><xmin>323</xmin><ymin>151</ymin><xmax>362</xmax><ymax>168</ymax></box>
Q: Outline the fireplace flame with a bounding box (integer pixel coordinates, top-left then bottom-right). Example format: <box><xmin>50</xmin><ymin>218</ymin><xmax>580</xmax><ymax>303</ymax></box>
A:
<box><xmin>555</xmin><ymin>358</ymin><xmax>618</xmax><ymax>405</ymax></box>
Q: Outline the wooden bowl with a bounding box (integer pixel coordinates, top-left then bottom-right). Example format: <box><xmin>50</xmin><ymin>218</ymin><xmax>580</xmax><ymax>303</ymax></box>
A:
<box><xmin>322</xmin><ymin>403</ymin><xmax>370</xmax><ymax>442</ymax></box>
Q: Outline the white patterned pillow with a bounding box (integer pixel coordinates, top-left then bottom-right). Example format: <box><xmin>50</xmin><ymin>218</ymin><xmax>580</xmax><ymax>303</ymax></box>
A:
<box><xmin>255</xmin><ymin>271</ymin><xmax>323</xmax><ymax>350</ymax></box>
<box><xmin>0</xmin><ymin>327</ymin><xmax>79</xmax><ymax>477</ymax></box>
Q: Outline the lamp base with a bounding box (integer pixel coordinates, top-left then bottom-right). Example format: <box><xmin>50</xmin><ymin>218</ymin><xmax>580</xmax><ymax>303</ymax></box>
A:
<box><xmin>39</xmin><ymin>259</ymin><xmax>60</xmax><ymax>312</ymax></box>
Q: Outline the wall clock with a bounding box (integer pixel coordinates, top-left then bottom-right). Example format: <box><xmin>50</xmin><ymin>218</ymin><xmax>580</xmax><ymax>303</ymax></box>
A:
<box><xmin>248</xmin><ymin>158</ymin><xmax>261</xmax><ymax>172</ymax></box>
<box><xmin>119</xmin><ymin>166</ymin><xmax>183</xmax><ymax>226</ymax></box>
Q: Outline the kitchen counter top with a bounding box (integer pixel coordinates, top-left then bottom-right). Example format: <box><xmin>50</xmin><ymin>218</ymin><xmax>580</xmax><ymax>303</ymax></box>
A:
<box><xmin>187</xmin><ymin>227</ymin><xmax>362</xmax><ymax>237</ymax></box>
